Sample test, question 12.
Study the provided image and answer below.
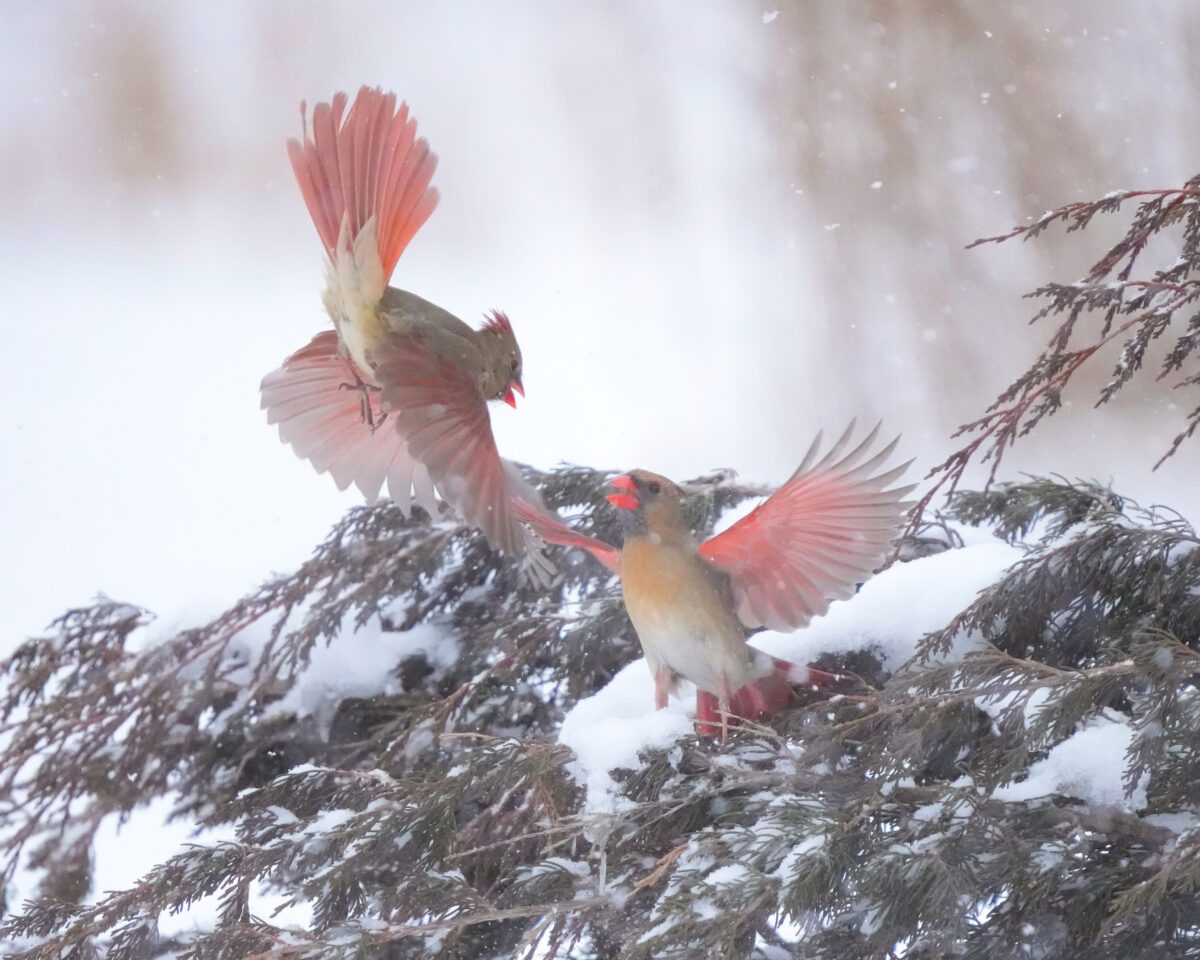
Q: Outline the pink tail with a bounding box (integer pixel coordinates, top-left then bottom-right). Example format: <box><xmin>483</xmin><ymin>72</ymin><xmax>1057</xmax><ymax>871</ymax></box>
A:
<box><xmin>260</xmin><ymin>331</ymin><xmax>438</xmax><ymax>511</ymax></box>
<box><xmin>694</xmin><ymin>658</ymin><xmax>846</xmax><ymax>738</ymax></box>
<box><xmin>287</xmin><ymin>86</ymin><xmax>440</xmax><ymax>283</ymax></box>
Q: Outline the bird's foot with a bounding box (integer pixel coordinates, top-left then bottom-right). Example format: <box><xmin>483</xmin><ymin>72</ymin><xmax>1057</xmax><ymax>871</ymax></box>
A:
<box><xmin>339</xmin><ymin>370</ymin><xmax>387</xmax><ymax>430</ymax></box>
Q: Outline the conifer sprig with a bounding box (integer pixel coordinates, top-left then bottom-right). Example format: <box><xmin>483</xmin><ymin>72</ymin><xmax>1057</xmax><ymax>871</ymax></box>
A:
<box><xmin>915</xmin><ymin>179</ymin><xmax>1200</xmax><ymax>525</ymax></box>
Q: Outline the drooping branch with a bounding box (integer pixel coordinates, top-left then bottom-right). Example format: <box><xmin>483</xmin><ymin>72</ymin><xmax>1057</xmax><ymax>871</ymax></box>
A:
<box><xmin>914</xmin><ymin>178</ymin><xmax>1200</xmax><ymax>526</ymax></box>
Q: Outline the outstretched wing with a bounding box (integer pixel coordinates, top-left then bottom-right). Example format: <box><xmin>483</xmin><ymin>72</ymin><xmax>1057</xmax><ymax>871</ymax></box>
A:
<box><xmin>260</xmin><ymin>331</ymin><xmax>438</xmax><ymax>511</ymax></box>
<box><xmin>699</xmin><ymin>422</ymin><xmax>914</xmax><ymax>631</ymax></box>
<box><xmin>370</xmin><ymin>333</ymin><xmax>546</xmax><ymax>564</ymax></box>
<box><xmin>287</xmin><ymin>86</ymin><xmax>439</xmax><ymax>285</ymax></box>
<box><xmin>510</xmin><ymin>499</ymin><xmax>621</xmax><ymax>574</ymax></box>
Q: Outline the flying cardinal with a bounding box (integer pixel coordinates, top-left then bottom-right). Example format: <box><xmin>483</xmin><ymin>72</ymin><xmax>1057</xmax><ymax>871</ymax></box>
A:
<box><xmin>261</xmin><ymin>87</ymin><xmax>545</xmax><ymax>570</ymax></box>
<box><xmin>516</xmin><ymin>423</ymin><xmax>913</xmax><ymax>737</ymax></box>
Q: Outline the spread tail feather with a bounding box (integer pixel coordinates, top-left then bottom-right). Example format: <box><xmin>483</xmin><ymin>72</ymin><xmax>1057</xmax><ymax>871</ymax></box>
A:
<box><xmin>288</xmin><ymin>86</ymin><xmax>439</xmax><ymax>288</ymax></box>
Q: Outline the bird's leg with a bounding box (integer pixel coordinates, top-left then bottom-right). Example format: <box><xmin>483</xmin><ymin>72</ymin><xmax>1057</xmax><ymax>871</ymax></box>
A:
<box><xmin>653</xmin><ymin>669</ymin><xmax>671</xmax><ymax>710</ymax></box>
<box><xmin>694</xmin><ymin>691</ymin><xmax>720</xmax><ymax>738</ymax></box>
<box><xmin>716</xmin><ymin>677</ymin><xmax>735</xmax><ymax>741</ymax></box>
<box><xmin>338</xmin><ymin>367</ymin><xmax>387</xmax><ymax>430</ymax></box>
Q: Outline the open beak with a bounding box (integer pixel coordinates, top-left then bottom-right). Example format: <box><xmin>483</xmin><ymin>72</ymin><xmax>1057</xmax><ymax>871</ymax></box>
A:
<box><xmin>606</xmin><ymin>474</ymin><xmax>639</xmax><ymax>511</ymax></box>
<box><xmin>502</xmin><ymin>378</ymin><xmax>524</xmax><ymax>409</ymax></box>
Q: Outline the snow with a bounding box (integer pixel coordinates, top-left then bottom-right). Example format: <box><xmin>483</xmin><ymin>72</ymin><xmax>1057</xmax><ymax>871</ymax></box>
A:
<box><xmin>88</xmin><ymin>795</ymin><xmax>313</xmax><ymax>939</ymax></box>
<box><xmin>263</xmin><ymin>618</ymin><xmax>460</xmax><ymax>736</ymax></box>
<box><xmin>560</xmin><ymin>539</ymin><xmax>1022</xmax><ymax>812</ymax></box>
<box><xmin>559</xmin><ymin>658</ymin><xmax>693</xmax><ymax>815</ymax></box>
<box><xmin>752</xmin><ymin>540</ymin><xmax>1023</xmax><ymax>671</ymax></box>
<box><xmin>992</xmin><ymin>715</ymin><xmax>1149</xmax><ymax>811</ymax></box>
<box><xmin>705</xmin><ymin>862</ymin><xmax>754</xmax><ymax>886</ymax></box>
<box><xmin>5</xmin><ymin>3</ymin><xmax>1200</xmax><ymax>946</ymax></box>
<box><xmin>711</xmin><ymin>495</ymin><xmax>766</xmax><ymax>536</ymax></box>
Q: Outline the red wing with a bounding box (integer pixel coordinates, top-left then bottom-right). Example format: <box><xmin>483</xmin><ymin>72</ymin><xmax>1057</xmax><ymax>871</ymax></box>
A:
<box><xmin>699</xmin><ymin>422</ymin><xmax>914</xmax><ymax>631</ymax></box>
<box><xmin>510</xmin><ymin>500</ymin><xmax>621</xmax><ymax>574</ymax></box>
<box><xmin>370</xmin><ymin>334</ymin><xmax>544</xmax><ymax>564</ymax></box>
<box><xmin>287</xmin><ymin>86</ymin><xmax>439</xmax><ymax>283</ymax></box>
<box><xmin>260</xmin><ymin>331</ymin><xmax>438</xmax><ymax>511</ymax></box>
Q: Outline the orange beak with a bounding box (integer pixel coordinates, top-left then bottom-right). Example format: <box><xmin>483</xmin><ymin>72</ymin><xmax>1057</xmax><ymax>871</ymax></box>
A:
<box><xmin>606</xmin><ymin>474</ymin><xmax>639</xmax><ymax>511</ymax></box>
<box><xmin>502</xmin><ymin>378</ymin><xmax>524</xmax><ymax>409</ymax></box>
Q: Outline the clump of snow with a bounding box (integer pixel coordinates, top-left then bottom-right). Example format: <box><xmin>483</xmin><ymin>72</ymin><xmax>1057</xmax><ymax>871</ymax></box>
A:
<box><xmin>560</xmin><ymin>540</ymin><xmax>1022</xmax><ymax>813</ymax></box>
<box><xmin>559</xmin><ymin>658</ymin><xmax>693</xmax><ymax>814</ymax></box>
<box><xmin>750</xmin><ymin>540</ymin><xmax>1022</xmax><ymax>670</ymax></box>
<box><xmin>705</xmin><ymin>862</ymin><xmax>753</xmax><ymax>886</ymax></box>
<box><xmin>516</xmin><ymin>857</ymin><xmax>592</xmax><ymax>882</ymax></box>
<box><xmin>993</xmin><ymin>715</ymin><xmax>1148</xmax><ymax>811</ymax></box>
<box><xmin>263</xmin><ymin>619</ymin><xmax>459</xmax><ymax>736</ymax></box>
<box><xmin>976</xmin><ymin>683</ymin><xmax>1052</xmax><ymax>727</ymax></box>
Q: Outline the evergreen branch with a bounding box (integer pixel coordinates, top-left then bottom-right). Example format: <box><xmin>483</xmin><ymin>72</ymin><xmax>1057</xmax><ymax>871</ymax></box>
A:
<box><xmin>914</xmin><ymin>177</ymin><xmax>1200</xmax><ymax>530</ymax></box>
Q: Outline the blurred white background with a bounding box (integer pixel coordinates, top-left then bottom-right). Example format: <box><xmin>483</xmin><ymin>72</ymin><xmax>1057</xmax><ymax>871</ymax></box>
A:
<box><xmin>3</xmin><ymin>1</ymin><xmax>1198</xmax><ymax>648</ymax></box>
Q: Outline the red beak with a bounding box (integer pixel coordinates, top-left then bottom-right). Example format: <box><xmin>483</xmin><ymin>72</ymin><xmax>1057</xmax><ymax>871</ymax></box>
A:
<box><xmin>606</xmin><ymin>474</ymin><xmax>639</xmax><ymax>511</ymax></box>
<box><xmin>513</xmin><ymin>378</ymin><xmax>525</xmax><ymax>398</ymax></box>
<box><xmin>502</xmin><ymin>386</ymin><xmax>518</xmax><ymax>409</ymax></box>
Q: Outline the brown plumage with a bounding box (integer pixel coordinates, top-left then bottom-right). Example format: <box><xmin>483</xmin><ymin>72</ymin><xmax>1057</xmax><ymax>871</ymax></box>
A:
<box><xmin>516</xmin><ymin>423</ymin><xmax>914</xmax><ymax>737</ymax></box>
<box><xmin>260</xmin><ymin>87</ymin><xmax>544</xmax><ymax>572</ymax></box>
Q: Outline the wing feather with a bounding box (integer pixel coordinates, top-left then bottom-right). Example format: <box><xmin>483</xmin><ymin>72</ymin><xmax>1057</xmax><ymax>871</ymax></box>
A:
<box><xmin>700</xmin><ymin>421</ymin><xmax>914</xmax><ymax>630</ymax></box>
<box><xmin>260</xmin><ymin>331</ymin><xmax>432</xmax><ymax>511</ymax></box>
<box><xmin>371</xmin><ymin>333</ymin><xmax>539</xmax><ymax>561</ymax></box>
<box><xmin>509</xmin><ymin>499</ymin><xmax>622</xmax><ymax>574</ymax></box>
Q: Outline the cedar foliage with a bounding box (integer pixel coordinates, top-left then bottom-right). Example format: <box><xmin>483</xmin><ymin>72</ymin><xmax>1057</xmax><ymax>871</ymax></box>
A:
<box><xmin>915</xmin><ymin>181</ymin><xmax>1200</xmax><ymax>519</ymax></box>
<box><xmin>2</xmin><ymin>182</ymin><xmax>1200</xmax><ymax>958</ymax></box>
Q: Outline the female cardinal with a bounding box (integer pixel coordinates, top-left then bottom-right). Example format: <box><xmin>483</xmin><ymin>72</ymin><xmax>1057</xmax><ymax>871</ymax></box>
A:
<box><xmin>260</xmin><ymin>87</ymin><xmax>543</xmax><ymax>568</ymax></box>
<box><xmin>516</xmin><ymin>423</ymin><xmax>913</xmax><ymax>737</ymax></box>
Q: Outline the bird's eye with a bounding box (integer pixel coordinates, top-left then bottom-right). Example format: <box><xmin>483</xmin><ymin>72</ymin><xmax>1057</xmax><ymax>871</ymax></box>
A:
<box><xmin>647</xmin><ymin>481</ymin><xmax>661</xmax><ymax>495</ymax></box>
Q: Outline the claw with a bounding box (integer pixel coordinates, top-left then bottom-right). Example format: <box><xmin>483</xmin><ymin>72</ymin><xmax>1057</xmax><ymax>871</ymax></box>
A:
<box><xmin>338</xmin><ymin>367</ymin><xmax>386</xmax><ymax>430</ymax></box>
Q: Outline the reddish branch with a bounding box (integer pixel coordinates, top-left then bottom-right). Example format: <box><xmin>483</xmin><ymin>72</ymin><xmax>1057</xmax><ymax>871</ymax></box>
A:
<box><xmin>914</xmin><ymin>181</ymin><xmax>1200</xmax><ymax>527</ymax></box>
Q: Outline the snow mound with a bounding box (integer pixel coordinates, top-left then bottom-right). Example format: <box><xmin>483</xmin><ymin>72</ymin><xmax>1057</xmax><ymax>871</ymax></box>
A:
<box><xmin>751</xmin><ymin>540</ymin><xmax>1022</xmax><ymax>670</ymax></box>
<box><xmin>264</xmin><ymin>619</ymin><xmax>459</xmax><ymax>736</ymax></box>
<box><xmin>559</xmin><ymin>658</ymin><xmax>693</xmax><ymax>815</ymax></box>
<box><xmin>993</xmin><ymin>715</ymin><xmax>1148</xmax><ymax>811</ymax></box>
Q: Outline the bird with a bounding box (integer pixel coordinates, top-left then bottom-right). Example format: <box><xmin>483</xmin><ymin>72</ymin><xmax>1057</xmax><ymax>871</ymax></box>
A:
<box><xmin>260</xmin><ymin>86</ymin><xmax>546</xmax><ymax>573</ymax></box>
<box><xmin>515</xmin><ymin>423</ymin><xmax>913</xmax><ymax>737</ymax></box>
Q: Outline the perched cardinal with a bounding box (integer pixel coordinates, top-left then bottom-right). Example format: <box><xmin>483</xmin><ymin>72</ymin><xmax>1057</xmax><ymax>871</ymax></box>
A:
<box><xmin>516</xmin><ymin>423</ymin><xmax>913</xmax><ymax>737</ymax></box>
<box><xmin>261</xmin><ymin>86</ymin><xmax>544</xmax><ymax>569</ymax></box>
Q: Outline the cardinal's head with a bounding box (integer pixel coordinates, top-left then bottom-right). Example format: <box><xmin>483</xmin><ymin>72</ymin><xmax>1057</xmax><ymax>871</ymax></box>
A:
<box><xmin>478</xmin><ymin>310</ymin><xmax>524</xmax><ymax>407</ymax></box>
<box><xmin>606</xmin><ymin>470</ymin><xmax>688</xmax><ymax>536</ymax></box>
